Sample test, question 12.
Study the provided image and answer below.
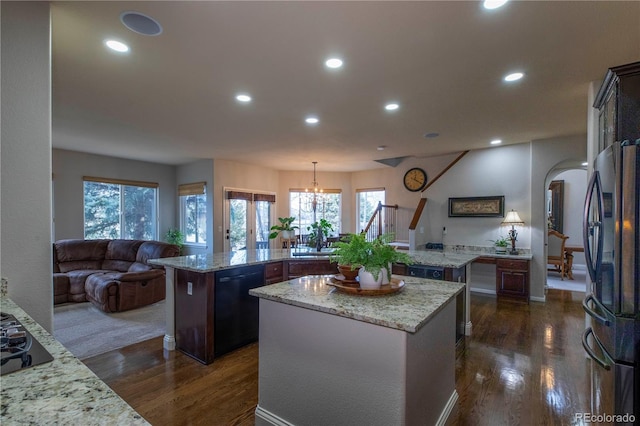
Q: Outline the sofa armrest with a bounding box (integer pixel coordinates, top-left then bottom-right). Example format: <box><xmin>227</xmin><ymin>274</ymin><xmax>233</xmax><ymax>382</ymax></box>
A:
<box><xmin>112</xmin><ymin>270</ymin><xmax>164</xmax><ymax>282</ymax></box>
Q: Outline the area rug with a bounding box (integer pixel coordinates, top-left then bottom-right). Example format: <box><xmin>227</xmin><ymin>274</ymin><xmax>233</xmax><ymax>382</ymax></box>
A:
<box><xmin>53</xmin><ymin>300</ymin><xmax>165</xmax><ymax>360</ymax></box>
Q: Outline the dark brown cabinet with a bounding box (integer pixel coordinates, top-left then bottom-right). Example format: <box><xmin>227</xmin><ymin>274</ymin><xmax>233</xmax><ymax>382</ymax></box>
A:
<box><xmin>175</xmin><ymin>269</ymin><xmax>215</xmax><ymax>364</ymax></box>
<box><xmin>496</xmin><ymin>259</ymin><xmax>529</xmax><ymax>302</ymax></box>
<box><xmin>264</xmin><ymin>261</ymin><xmax>284</xmax><ymax>284</ymax></box>
<box><xmin>287</xmin><ymin>259</ymin><xmax>337</xmax><ymax>278</ymax></box>
<box><xmin>594</xmin><ymin>61</ymin><xmax>640</xmax><ymax>153</ymax></box>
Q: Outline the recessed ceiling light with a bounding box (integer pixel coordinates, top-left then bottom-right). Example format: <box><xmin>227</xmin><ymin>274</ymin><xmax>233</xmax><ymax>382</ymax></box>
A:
<box><xmin>305</xmin><ymin>116</ymin><xmax>319</xmax><ymax>125</ymax></box>
<box><xmin>490</xmin><ymin>139</ymin><xmax>502</xmax><ymax>145</ymax></box>
<box><xmin>377</xmin><ymin>146</ymin><xmax>386</xmax><ymax>151</ymax></box>
<box><xmin>385</xmin><ymin>103</ymin><xmax>400</xmax><ymax>111</ymax></box>
<box><xmin>235</xmin><ymin>93</ymin><xmax>252</xmax><ymax>103</ymax></box>
<box><xmin>582</xmin><ymin>162</ymin><xmax>588</xmax><ymax>166</ymax></box>
<box><xmin>424</xmin><ymin>132</ymin><xmax>440</xmax><ymax>139</ymax></box>
<box><xmin>504</xmin><ymin>72</ymin><xmax>524</xmax><ymax>82</ymax></box>
<box><xmin>325</xmin><ymin>58</ymin><xmax>343</xmax><ymax>69</ymax></box>
<box><xmin>483</xmin><ymin>0</ymin><xmax>509</xmax><ymax>10</ymax></box>
<box><xmin>120</xmin><ymin>11</ymin><xmax>163</xmax><ymax>36</ymax></box>
<box><xmin>105</xmin><ymin>40</ymin><xmax>129</xmax><ymax>53</ymax></box>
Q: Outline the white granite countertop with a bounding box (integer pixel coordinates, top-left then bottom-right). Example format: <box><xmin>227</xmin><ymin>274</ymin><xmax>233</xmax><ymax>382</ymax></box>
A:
<box><xmin>0</xmin><ymin>297</ymin><xmax>148</xmax><ymax>425</ymax></box>
<box><xmin>249</xmin><ymin>275</ymin><xmax>465</xmax><ymax>333</ymax></box>
<box><xmin>149</xmin><ymin>248</ymin><xmax>480</xmax><ymax>272</ymax></box>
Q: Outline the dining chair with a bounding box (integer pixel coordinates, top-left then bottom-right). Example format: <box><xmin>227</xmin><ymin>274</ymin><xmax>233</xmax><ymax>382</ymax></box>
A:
<box><xmin>547</xmin><ymin>229</ymin><xmax>570</xmax><ymax>280</ymax></box>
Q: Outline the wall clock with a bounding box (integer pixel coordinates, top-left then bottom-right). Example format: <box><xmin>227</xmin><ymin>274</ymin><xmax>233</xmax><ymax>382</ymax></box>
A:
<box><xmin>403</xmin><ymin>167</ymin><xmax>428</xmax><ymax>192</ymax></box>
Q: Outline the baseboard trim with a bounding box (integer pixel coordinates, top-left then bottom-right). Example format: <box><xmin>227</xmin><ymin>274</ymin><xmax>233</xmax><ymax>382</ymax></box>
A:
<box><xmin>530</xmin><ymin>295</ymin><xmax>546</xmax><ymax>303</ymax></box>
<box><xmin>255</xmin><ymin>405</ymin><xmax>295</xmax><ymax>426</ymax></box>
<box><xmin>436</xmin><ymin>390</ymin><xmax>459</xmax><ymax>426</ymax></box>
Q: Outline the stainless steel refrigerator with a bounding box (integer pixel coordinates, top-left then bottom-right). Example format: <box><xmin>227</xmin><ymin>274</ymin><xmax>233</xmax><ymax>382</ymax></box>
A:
<box><xmin>583</xmin><ymin>140</ymin><xmax>640</xmax><ymax>425</ymax></box>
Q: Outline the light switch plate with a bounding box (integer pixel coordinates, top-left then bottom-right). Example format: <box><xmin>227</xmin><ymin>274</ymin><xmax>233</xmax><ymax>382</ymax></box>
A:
<box><xmin>187</xmin><ymin>282</ymin><xmax>193</xmax><ymax>295</ymax></box>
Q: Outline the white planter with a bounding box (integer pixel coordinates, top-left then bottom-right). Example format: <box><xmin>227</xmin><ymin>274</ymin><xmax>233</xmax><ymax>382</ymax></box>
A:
<box><xmin>381</xmin><ymin>264</ymin><xmax>392</xmax><ymax>285</ymax></box>
<box><xmin>281</xmin><ymin>230</ymin><xmax>295</xmax><ymax>240</ymax></box>
<box><xmin>495</xmin><ymin>246</ymin><xmax>507</xmax><ymax>254</ymax></box>
<box><xmin>358</xmin><ymin>267</ymin><xmax>383</xmax><ymax>289</ymax></box>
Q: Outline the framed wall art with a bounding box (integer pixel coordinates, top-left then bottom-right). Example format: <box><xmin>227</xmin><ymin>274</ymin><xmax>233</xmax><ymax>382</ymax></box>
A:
<box><xmin>448</xmin><ymin>196</ymin><xmax>505</xmax><ymax>218</ymax></box>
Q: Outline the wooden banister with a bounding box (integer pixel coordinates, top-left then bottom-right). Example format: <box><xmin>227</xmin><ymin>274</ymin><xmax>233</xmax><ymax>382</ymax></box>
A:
<box><xmin>421</xmin><ymin>150</ymin><xmax>469</xmax><ymax>193</ymax></box>
<box><xmin>409</xmin><ymin>198</ymin><xmax>427</xmax><ymax>231</ymax></box>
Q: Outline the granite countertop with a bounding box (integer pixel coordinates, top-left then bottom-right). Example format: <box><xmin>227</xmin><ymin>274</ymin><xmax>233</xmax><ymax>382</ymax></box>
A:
<box><xmin>0</xmin><ymin>298</ymin><xmax>148</xmax><ymax>425</ymax></box>
<box><xmin>249</xmin><ymin>275</ymin><xmax>465</xmax><ymax>333</ymax></box>
<box><xmin>149</xmin><ymin>248</ymin><xmax>480</xmax><ymax>272</ymax></box>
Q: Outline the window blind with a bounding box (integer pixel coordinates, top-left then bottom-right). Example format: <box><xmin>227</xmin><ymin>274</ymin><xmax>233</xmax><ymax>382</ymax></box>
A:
<box><xmin>226</xmin><ymin>190</ymin><xmax>253</xmax><ymax>201</ymax></box>
<box><xmin>253</xmin><ymin>193</ymin><xmax>276</xmax><ymax>202</ymax></box>
<box><xmin>83</xmin><ymin>176</ymin><xmax>158</xmax><ymax>188</ymax></box>
<box><xmin>178</xmin><ymin>182</ymin><xmax>206</xmax><ymax>196</ymax></box>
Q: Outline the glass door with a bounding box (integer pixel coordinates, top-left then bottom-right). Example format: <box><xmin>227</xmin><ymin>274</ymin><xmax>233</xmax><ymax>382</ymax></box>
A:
<box><xmin>224</xmin><ymin>190</ymin><xmax>274</xmax><ymax>252</ymax></box>
<box><xmin>227</xmin><ymin>198</ymin><xmax>249</xmax><ymax>251</ymax></box>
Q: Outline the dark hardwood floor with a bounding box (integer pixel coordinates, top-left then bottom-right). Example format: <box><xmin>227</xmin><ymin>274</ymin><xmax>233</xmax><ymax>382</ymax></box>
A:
<box><xmin>83</xmin><ymin>289</ymin><xmax>589</xmax><ymax>425</ymax></box>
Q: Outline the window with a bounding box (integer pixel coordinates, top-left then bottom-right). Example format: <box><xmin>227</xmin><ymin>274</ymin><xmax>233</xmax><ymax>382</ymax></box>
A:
<box><xmin>179</xmin><ymin>182</ymin><xmax>207</xmax><ymax>245</ymax></box>
<box><xmin>357</xmin><ymin>188</ymin><xmax>385</xmax><ymax>233</ymax></box>
<box><xmin>289</xmin><ymin>190</ymin><xmax>341</xmax><ymax>236</ymax></box>
<box><xmin>83</xmin><ymin>177</ymin><xmax>158</xmax><ymax>240</ymax></box>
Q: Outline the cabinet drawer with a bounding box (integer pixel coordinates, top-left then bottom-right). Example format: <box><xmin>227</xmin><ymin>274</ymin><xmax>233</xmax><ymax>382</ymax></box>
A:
<box><xmin>496</xmin><ymin>259</ymin><xmax>528</xmax><ymax>271</ymax></box>
<box><xmin>264</xmin><ymin>262</ymin><xmax>283</xmax><ymax>280</ymax></box>
<box><xmin>288</xmin><ymin>260</ymin><xmax>336</xmax><ymax>277</ymax></box>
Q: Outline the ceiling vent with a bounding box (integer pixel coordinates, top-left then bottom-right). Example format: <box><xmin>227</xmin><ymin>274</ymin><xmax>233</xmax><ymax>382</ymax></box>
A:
<box><xmin>374</xmin><ymin>156</ymin><xmax>410</xmax><ymax>168</ymax></box>
<box><xmin>120</xmin><ymin>11</ymin><xmax>163</xmax><ymax>36</ymax></box>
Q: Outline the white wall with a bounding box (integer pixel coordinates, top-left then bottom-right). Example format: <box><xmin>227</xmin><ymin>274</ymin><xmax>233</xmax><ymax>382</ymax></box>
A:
<box><xmin>531</xmin><ymin>135</ymin><xmax>587</xmax><ymax>300</ymax></box>
<box><xmin>176</xmin><ymin>159</ymin><xmax>214</xmax><ymax>255</ymax></box>
<box><xmin>1</xmin><ymin>2</ymin><xmax>53</xmax><ymax>330</ymax></box>
<box><xmin>52</xmin><ymin>149</ymin><xmax>176</xmax><ymax>241</ymax></box>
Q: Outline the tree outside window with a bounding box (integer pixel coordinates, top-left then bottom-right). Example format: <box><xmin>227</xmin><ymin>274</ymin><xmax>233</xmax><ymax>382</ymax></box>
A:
<box><xmin>84</xmin><ymin>180</ymin><xmax>157</xmax><ymax>240</ymax></box>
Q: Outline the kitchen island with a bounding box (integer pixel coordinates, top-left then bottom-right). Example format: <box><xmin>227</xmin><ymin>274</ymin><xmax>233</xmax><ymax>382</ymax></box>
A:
<box><xmin>0</xmin><ymin>297</ymin><xmax>148</xmax><ymax>425</ymax></box>
<box><xmin>249</xmin><ymin>274</ymin><xmax>465</xmax><ymax>426</ymax></box>
<box><xmin>150</xmin><ymin>248</ymin><xmax>479</xmax><ymax>358</ymax></box>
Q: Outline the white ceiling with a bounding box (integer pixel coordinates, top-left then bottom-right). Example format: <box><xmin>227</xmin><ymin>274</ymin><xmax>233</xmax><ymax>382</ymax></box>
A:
<box><xmin>51</xmin><ymin>1</ymin><xmax>640</xmax><ymax>172</ymax></box>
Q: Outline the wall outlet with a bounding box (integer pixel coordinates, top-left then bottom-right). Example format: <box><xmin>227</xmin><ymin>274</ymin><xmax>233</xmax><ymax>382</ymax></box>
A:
<box><xmin>420</xmin><ymin>226</ymin><xmax>424</xmax><ymax>234</ymax></box>
<box><xmin>187</xmin><ymin>282</ymin><xmax>193</xmax><ymax>296</ymax></box>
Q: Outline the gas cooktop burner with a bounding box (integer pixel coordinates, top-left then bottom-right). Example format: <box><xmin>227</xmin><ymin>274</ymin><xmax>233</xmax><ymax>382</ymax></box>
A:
<box><xmin>1</xmin><ymin>312</ymin><xmax>53</xmax><ymax>375</ymax></box>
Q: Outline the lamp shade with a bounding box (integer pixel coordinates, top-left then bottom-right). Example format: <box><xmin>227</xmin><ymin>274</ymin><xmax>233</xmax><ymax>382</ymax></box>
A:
<box><xmin>502</xmin><ymin>209</ymin><xmax>524</xmax><ymax>225</ymax></box>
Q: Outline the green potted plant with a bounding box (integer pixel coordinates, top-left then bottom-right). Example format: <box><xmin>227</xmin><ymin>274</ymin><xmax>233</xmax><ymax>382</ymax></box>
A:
<box><xmin>269</xmin><ymin>217</ymin><xmax>299</xmax><ymax>240</ymax></box>
<box><xmin>165</xmin><ymin>227</ymin><xmax>185</xmax><ymax>255</ymax></box>
<box><xmin>329</xmin><ymin>233</ymin><xmax>370</xmax><ymax>282</ymax></box>
<box><xmin>368</xmin><ymin>234</ymin><xmax>414</xmax><ymax>285</ymax></box>
<box><xmin>490</xmin><ymin>236</ymin><xmax>510</xmax><ymax>254</ymax></box>
<box><xmin>307</xmin><ymin>218</ymin><xmax>334</xmax><ymax>249</ymax></box>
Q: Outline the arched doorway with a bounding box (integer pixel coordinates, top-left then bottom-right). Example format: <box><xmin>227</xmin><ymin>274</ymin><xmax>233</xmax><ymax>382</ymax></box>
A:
<box><xmin>544</xmin><ymin>161</ymin><xmax>588</xmax><ymax>292</ymax></box>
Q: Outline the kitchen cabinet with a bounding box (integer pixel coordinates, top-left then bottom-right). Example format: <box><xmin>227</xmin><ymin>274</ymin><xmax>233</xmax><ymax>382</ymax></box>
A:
<box><xmin>594</xmin><ymin>61</ymin><xmax>640</xmax><ymax>154</ymax></box>
<box><xmin>496</xmin><ymin>258</ymin><xmax>530</xmax><ymax>302</ymax></box>
<box><xmin>264</xmin><ymin>261</ymin><xmax>284</xmax><ymax>284</ymax></box>
<box><xmin>175</xmin><ymin>265</ymin><xmax>264</xmax><ymax>364</ymax></box>
<box><xmin>287</xmin><ymin>259</ymin><xmax>336</xmax><ymax>278</ymax></box>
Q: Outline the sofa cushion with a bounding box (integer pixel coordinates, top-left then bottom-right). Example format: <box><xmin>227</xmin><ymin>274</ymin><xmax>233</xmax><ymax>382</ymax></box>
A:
<box><xmin>66</xmin><ymin>269</ymin><xmax>108</xmax><ymax>297</ymax></box>
<box><xmin>55</xmin><ymin>239</ymin><xmax>109</xmax><ymax>273</ymax></box>
<box><xmin>102</xmin><ymin>240</ymin><xmax>143</xmax><ymax>271</ymax></box>
<box><xmin>53</xmin><ymin>273</ymin><xmax>70</xmax><ymax>304</ymax></box>
<box><xmin>136</xmin><ymin>241</ymin><xmax>180</xmax><ymax>269</ymax></box>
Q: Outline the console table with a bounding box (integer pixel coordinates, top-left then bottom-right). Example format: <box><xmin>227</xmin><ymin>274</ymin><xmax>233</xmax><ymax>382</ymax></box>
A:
<box><xmin>474</xmin><ymin>255</ymin><xmax>531</xmax><ymax>303</ymax></box>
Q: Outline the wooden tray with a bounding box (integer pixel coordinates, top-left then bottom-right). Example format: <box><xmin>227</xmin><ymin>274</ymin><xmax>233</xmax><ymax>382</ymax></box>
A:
<box><xmin>327</xmin><ymin>276</ymin><xmax>405</xmax><ymax>296</ymax></box>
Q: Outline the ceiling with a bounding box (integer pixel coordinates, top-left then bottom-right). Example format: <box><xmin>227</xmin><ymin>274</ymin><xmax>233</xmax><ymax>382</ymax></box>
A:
<box><xmin>51</xmin><ymin>1</ymin><xmax>640</xmax><ymax>172</ymax></box>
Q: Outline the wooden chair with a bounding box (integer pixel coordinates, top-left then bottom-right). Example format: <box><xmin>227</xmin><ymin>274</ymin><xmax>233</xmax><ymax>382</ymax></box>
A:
<box><xmin>547</xmin><ymin>229</ymin><xmax>570</xmax><ymax>280</ymax></box>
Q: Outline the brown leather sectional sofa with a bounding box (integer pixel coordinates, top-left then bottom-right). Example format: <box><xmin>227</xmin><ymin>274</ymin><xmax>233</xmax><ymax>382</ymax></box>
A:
<box><xmin>53</xmin><ymin>239</ymin><xmax>180</xmax><ymax>313</ymax></box>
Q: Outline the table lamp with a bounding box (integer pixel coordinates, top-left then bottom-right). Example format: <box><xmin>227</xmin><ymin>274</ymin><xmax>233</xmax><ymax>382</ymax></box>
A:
<box><xmin>501</xmin><ymin>209</ymin><xmax>524</xmax><ymax>255</ymax></box>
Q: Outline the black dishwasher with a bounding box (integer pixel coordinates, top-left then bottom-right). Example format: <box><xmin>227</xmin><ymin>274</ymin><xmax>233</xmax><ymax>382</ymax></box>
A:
<box><xmin>214</xmin><ymin>264</ymin><xmax>264</xmax><ymax>357</ymax></box>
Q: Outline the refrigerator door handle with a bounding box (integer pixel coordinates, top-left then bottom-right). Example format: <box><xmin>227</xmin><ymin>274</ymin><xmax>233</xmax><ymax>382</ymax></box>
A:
<box><xmin>582</xmin><ymin>327</ymin><xmax>613</xmax><ymax>370</ymax></box>
<box><xmin>583</xmin><ymin>171</ymin><xmax>604</xmax><ymax>283</ymax></box>
<box><xmin>582</xmin><ymin>293</ymin><xmax>611</xmax><ymax>326</ymax></box>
